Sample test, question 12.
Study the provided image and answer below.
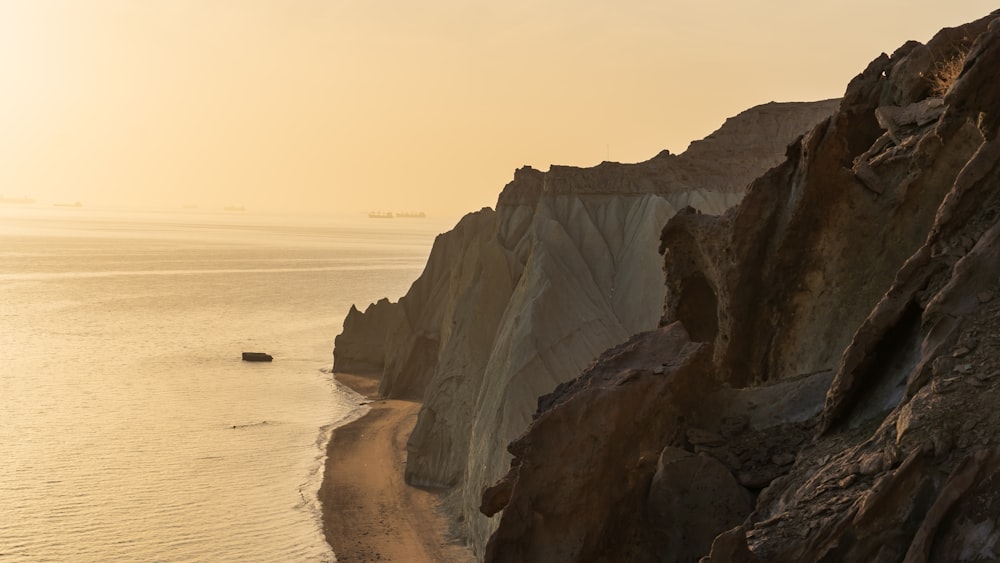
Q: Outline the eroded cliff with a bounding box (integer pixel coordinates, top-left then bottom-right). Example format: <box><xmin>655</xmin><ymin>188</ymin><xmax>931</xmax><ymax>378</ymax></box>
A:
<box><xmin>333</xmin><ymin>99</ymin><xmax>837</xmax><ymax>554</ymax></box>
<box><xmin>483</xmin><ymin>13</ymin><xmax>1000</xmax><ymax>562</ymax></box>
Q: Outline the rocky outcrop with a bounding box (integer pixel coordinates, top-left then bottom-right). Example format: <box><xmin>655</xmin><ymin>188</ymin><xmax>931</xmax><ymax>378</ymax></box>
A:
<box><xmin>482</xmin><ymin>13</ymin><xmax>1000</xmax><ymax>562</ymax></box>
<box><xmin>333</xmin><ymin>100</ymin><xmax>837</xmax><ymax>554</ymax></box>
<box><xmin>332</xmin><ymin>298</ymin><xmax>396</xmax><ymax>372</ymax></box>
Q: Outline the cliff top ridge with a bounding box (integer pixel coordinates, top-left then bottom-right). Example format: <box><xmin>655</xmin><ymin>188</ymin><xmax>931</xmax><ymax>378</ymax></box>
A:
<box><xmin>495</xmin><ymin>99</ymin><xmax>840</xmax><ymax>207</ymax></box>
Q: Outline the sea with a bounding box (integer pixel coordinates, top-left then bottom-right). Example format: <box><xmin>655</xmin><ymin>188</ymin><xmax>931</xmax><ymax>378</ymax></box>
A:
<box><xmin>0</xmin><ymin>206</ymin><xmax>445</xmax><ymax>562</ymax></box>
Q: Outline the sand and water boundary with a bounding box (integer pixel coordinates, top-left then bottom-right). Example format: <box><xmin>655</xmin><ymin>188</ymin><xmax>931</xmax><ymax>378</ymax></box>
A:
<box><xmin>318</xmin><ymin>372</ymin><xmax>472</xmax><ymax>562</ymax></box>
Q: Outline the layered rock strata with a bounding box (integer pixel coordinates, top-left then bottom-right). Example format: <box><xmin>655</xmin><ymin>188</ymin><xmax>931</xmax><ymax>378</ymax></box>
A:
<box><xmin>333</xmin><ymin>100</ymin><xmax>837</xmax><ymax>554</ymax></box>
<box><xmin>483</xmin><ymin>13</ymin><xmax>1000</xmax><ymax>562</ymax></box>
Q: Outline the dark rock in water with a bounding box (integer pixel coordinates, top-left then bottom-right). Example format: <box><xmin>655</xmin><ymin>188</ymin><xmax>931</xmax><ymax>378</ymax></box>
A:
<box><xmin>242</xmin><ymin>352</ymin><xmax>273</xmax><ymax>362</ymax></box>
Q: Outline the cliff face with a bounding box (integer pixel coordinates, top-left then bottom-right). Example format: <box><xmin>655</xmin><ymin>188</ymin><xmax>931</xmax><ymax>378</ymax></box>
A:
<box><xmin>333</xmin><ymin>298</ymin><xmax>398</xmax><ymax>373</ymax></box>
<box><xmin>483</xmin><ymin>14</ymin><xmax>1000</xmax><ymax>562</ymax></box>
<box><xmin>332</xmin><ymin>100</ymin><xmax>837</xmax><ymax>554</ymax></box>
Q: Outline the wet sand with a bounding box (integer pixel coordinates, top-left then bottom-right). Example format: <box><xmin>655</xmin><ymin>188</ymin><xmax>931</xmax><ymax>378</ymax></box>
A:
<box><xmin>319</xmin><ymin>372</ymin><xmax>472</xmax><ymax>562</ymax></box>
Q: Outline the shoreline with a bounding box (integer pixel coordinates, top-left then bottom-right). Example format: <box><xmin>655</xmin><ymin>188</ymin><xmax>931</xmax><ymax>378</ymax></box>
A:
<box><xmin>319</xmin><ymin>371</ymin><xmax>472</xmax><ymax>562</ymax></box>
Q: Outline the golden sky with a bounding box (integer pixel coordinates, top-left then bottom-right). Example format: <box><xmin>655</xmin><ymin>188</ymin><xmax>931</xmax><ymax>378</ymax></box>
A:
<box><xmin>0</xmin><ymin>1</ymin><xmax>993</xmax><ymax>218</ymax></box>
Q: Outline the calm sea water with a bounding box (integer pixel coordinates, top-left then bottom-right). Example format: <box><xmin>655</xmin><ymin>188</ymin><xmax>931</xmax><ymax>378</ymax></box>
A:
<box><xmin>0</xmin><ymin>206</ymin><xmax>443</xmax><ymax>562</ymax></box>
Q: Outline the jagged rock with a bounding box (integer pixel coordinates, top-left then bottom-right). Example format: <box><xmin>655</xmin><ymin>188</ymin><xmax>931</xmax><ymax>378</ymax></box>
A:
<box><xmin>699</xmin><ymin>527</ymin><xmax>760</xmax><ymax>563</ymax></box>
<box><xmin>903</xmin><ymin>449</ymin><xmax>1000</xmax><ymax>562</ymax></box>
<box><xmin>662</xmin><ymin>28</ymin><xmax>987</xmax><ymax>393</ymax></box>
<box><xmin>874</xmin><ymin>98</ymin><xmax>945</xmax><ymax>143</ymax></box>
<box><xmin>331</xmin><ymin>298</ymin><xmax>397</xmax><ymax>373</ymax></box>
<box><xmin>479</xmin><ymin>469</ymin><xmax>516</xmax><ymax>518</ymax></box>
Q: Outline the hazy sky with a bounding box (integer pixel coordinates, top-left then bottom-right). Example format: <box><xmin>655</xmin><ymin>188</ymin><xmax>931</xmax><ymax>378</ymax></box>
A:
<box><xmin>0</xmin><ymin>1</ymin><xmax>993</xmax><ymax>218</ymax></box>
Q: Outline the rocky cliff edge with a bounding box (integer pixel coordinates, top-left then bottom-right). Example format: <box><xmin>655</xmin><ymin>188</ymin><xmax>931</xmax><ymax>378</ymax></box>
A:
<box><xmin>332</xmin><ymin>99</ymin><xmax>837</xmax><ymax>555</ymax></box>
<box><xmin>482</xmin><ymin>13</ymin><xmax>1000</xmax><ymax>562</ymax></box>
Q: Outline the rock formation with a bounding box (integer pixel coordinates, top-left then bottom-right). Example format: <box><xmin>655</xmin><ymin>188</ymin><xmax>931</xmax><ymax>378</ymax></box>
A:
<box><xmin>333</xmin><ymin>298</ymin><xmax>397</xmax><ymax>373</ymax></box>
<box><xmin>482</xmin><ymin>13</ymin><xmax>1000</xmax><ymax>562</ymax></box>
<box><xmin>333</xmin><ymin>100</ymin><xmax>837</xmax><ymax>554</ymax></box>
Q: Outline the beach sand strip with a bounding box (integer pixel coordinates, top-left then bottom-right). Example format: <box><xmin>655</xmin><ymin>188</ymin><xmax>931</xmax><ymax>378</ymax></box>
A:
<box><xmin>319</xmin><ymin>372</ymin><xmax>472</xmax><ymax>562</ymax></box>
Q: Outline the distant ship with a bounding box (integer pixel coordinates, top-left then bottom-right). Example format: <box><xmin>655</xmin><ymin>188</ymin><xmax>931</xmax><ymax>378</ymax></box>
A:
<box><xmin>0</xmin><ymin>195</ymin><xmax>36</xmax><ymax>204</ymax></box>
<box><xmin>395</xmin><ymin>211</ymin><xmax>427</xmax><ymax>218</ymax></box>
<box><xmin>53</xmin><ymin>201</ymin><xmax>82</xmax><ymax>208</ymax></box>
<box><xmin>368</xmin><ymin>211</ymin><xmax>394</xmax><ymax>219</ymax></box>
<box><xmin>224</xmin><ymin>205</ymin><xmax>245</xmax><ymax>212</ymax></box>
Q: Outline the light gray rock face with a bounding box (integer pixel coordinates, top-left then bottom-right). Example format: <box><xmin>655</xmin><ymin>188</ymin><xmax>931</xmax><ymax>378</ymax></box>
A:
<box><xmin>380</xmin><ymin>207</ymin><xmax>508</xmax><ymax>400</ymax></box>
<box><xmin>454</xmin><ymin>191</ymin><xmax>691</xmax><ymax>549</ymax></box>
<box><xmin>332</xmin><ymin>100</ymin><xmax>838</xmax><ymax>555</ymax></box>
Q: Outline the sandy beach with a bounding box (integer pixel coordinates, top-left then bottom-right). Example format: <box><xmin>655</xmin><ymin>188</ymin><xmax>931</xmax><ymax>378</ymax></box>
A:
<box><xmin>319</xmin><ymin>372</ymin><xmax>472</xmax><ymax>562</ymax></box>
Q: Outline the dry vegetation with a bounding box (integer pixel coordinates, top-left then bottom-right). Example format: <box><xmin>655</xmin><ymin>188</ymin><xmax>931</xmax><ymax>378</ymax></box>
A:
<box><xmin>927</xmin><ymin>50</ymin><xmax>969</xmax><ymax>97</ymax></box>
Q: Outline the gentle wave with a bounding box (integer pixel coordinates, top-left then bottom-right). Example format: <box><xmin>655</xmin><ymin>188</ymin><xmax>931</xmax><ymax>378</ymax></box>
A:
<box><xmin>1</xmin><ymin>217</ymin><xmax>436</xmax><ymax>562</ymax></box>
<box><xmin>0</xmin><ymin>263</ymin><xmax>424</xmax><ymax>281</ymax></box>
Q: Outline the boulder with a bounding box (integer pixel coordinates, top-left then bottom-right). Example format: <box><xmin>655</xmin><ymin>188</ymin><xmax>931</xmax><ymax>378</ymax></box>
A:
<box><xmin>648</xmin><ymin>448</ymin><xmax>752</xmax><ymax>563</ymax></box>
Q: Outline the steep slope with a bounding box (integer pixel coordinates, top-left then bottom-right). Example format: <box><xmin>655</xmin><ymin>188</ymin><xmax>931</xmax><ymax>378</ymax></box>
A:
<box><xmin>482</xmin><ymin>13</ymin><xmax>1000</xmax><ymax>562</ymax></box>
<box><xmin>332</xmin><ymin>100</ymin><xmax>837</xmax><ymax>554</ymax></box>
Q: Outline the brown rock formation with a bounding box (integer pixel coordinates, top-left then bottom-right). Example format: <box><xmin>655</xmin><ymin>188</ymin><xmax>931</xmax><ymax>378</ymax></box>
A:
<box><xmin>648</xmin><ymin>448</ymin><xmax>753</xmax><ymax>562</ymax></box>
<box><xmin>482</xmin><ymin>324</ymin><xmax>716</xmax><ymax>562</ymax></box>
<box><xmin>483</xmin><ymin>12</ymin><xmax>1000</xmax><ymax>562</ymax></box>
<box><xmin>332</xmin><ymin>100</ymin><xmax>837</xmax><ymax>554</ymax></box>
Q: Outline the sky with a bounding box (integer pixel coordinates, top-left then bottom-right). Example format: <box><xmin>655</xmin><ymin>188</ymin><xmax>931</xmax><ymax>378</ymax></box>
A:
<box><xmin>0</xmin><ymin>1</ymin><xmax>994</xmax><ymax>219</ymax></box>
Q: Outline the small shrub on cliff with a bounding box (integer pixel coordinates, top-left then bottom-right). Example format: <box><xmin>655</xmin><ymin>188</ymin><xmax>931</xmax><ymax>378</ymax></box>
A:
<box><xmin>927</xmin><ymin>50</ymin><xmax>969</xmax><ymax>97</ymax></box>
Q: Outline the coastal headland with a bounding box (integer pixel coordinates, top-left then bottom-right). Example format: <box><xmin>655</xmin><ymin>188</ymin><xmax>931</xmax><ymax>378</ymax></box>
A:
<box><xmin>318</xmin><ymin>372</ymin><xmax>472</xmax><ymax>562</ymax></box>
<box><xmin>328</xmin><ymin>13</ymin><xmax>1000</xmax><ymax>560</ymax></box>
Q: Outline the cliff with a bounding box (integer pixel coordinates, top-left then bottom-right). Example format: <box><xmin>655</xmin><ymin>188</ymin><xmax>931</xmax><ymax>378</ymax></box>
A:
<box><xmin>333</xmin><ymin>99</ymin><xmax>837</xmax><ymax>554</ymax></box>
<box><xmin>482</xmin><ymin>13</ymin><xmax>1000</xmax><ymax>562</ymax></box>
